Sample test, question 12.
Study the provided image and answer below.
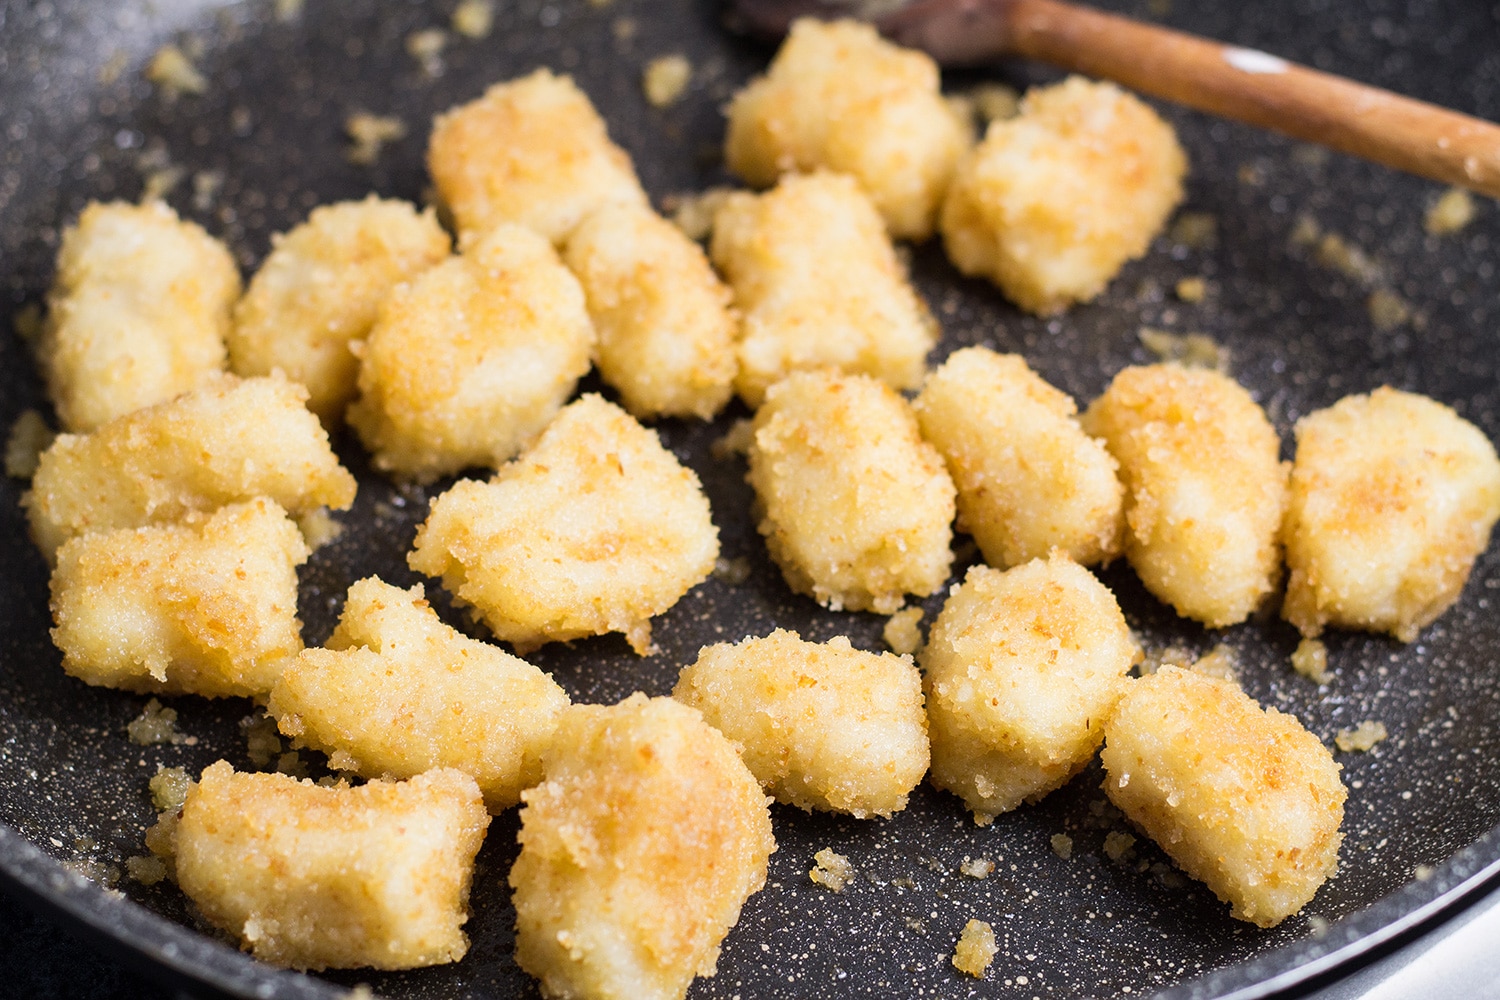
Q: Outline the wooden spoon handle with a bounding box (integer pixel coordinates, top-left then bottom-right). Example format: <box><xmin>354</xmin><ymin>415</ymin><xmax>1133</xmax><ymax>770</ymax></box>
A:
<box><xmin>1002</xmin><ymin>0</ymin><xmax>1500</xmax><ymax>197</ymax></box>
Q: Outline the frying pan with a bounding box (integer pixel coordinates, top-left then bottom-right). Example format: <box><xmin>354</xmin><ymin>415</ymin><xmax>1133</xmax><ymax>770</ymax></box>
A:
<box><xmin>2</xmin><ymin>0</ymin><xmax>1499</xmax><ymax>997</ymax></box>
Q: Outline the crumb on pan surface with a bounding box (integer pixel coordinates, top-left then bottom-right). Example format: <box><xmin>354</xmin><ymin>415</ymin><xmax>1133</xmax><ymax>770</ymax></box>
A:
<box><xmin>268</xmin><ymin>576</ymin><xmax>570</xmax><ymax>812</ymax></box>
<box><xmin>914</xmin><ymin>346</ymin><xmax>1123</xmax><ymax>569</ymax></box>
<box><xmin>941</xmin><ymin>76</ymin><xmax>1186</xmax><ymax>315</ymax></box>
<box><xmin>563</xmin><ymin>201</ymin><xmax>737</xmax><ymax>420</ymax></box>
<box><xmin>25</xmin><ymin>372</ymin><xmax>355</xmax><ymax>562</ymax></box>
<box><xmin>41</xmin><ymin>199</ymin><xmax>239</xmax><ymax>432</ymax></box>
<box><xmin>951</xmin><ymin>918</ymin><xmax>997</xmax><ymax>977</ymax></box>
<box><xmin>642</xmin><ymin>54</ymin><xmax>692</xmax><ymax>107</ymax></box>
<box><xmin>724</xmin><ymin>18</ymin><xmax>970</xmax><ymax>241</ymax></box>
<box><xmin>809</xmin><ymin>847</ymin><xmax>854</xmax><ymax>891</ymax></box>
<box><xmin>710</xmin><ymin>171</ymin><xmax>937</xmax><ymax>407</ymax></box>
<box><xmin>746</xmin><ymin>369</ymin><xmax>955</xmax><ymax>614</ymax></box>
<box><xmin>409</xmin><ymin>394</ymin><xmax>718</xmax><ymax>655</ymax></box>
<box><xmin>510</xmin><ymin>694</ymin><xmax>774</xmax><ymax>1000</ymax></box>
<box><xmin>674</xmin><ymin>628</ymin><xmax>929</xmax><ymax>818</ymax></box>
<box><xmin>1282</xmin><ymin>387</ymin><xmax>1500</xmax><ymax>642</ymax></box>
<box><xmin>882</xmin><ymin>605</ymin><xmax>924</xmax><ymax>655</ymax></box>
<box><xmin>346</xmin><ymin>222</ymin><xmax>595</xmax><ymax>483</ymax></box>
<box><xmin>228</xmin><ymin>197</ymin><xmax>450</xmax><ymax>425</ymax></box>
<box><xmin>51</xmin><ymin>498</ymin><xmax>308</xmax><ymax>698</ymax></box>
<box><xmin>1101</xmin><ymin>666</ymin><xmax>1346</xmax><ymax>928</ymax></box>
<box><xmin>1082</xmin><ymin>363</ymin><xmax>1287</xmax><ymax>628</ymax></box>
<box><xmin>922</xmin><ymin>554</ymin><xmax>1139</xmax><ymax>824</ymax></box>
<box><xmin>427</xmin><ymin>68</ymin><xmax>647</xmax><ymax>244</ymax></box>
<box><xmin>173</xmin><ymin>762</ymin><xmax>490</xmax><ymax>971</ymax></box>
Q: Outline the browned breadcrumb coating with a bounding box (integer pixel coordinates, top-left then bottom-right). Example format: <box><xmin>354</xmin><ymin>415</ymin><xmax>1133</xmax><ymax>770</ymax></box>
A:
<box><xmin>723</xmin><ymin>19</ymin><xmax>970</xmax><ymax>241</ymax></box>
<box><xmin>674</xmin><ymin>629</ymin><xmax>929</xmax><ymax>818</ymax></box>
<box><xmin>941</xmin><ymin>77</ymin><xmax>1186</xmax><ymax>315</ymax></box>
<box><xmin>269</xmin><ymin>577</ymin><xmax>570</xmax><ymax>812</ymax></box>
<box><xmin>747</xmin><ymin>370</ymin><xmax>955</xmax><ymax>614</ymax></box>
<box><xmin>914</xmin><ymin>347</ymin><xmax>1123</xmax><ymax>568</ymax></box>
<box><xmin>510</xmin><ymin>694</ymin><xmax>774</xmax><ymax>1000</ymax></box>
<box><xmin>711</xmin><ymin>172</ymin><xmax>937</xmax><ymax>407</ymax></box>
<box><xmin>563</xmin><ymin>202</ymin><xmax>738</xmax><ymax>420</ymax></box>
<box><xmin>409</xmin><ymin>394</ymin><xmax>719</xmax><ymax>655</ymax></box>
<box><xmin>922</xmin><ymin>555</ymin><xmax>1139</xmax><ymax>824</ymax></box>
<box><xmin>174</xmin><ymin>762</ymin><xmax>489</xmax><ymax>970</ymax></box>
<box><xmin>1283</xmin><ymin>388</ymin><xmax>1500</xmax><ymax>642</ymax></box>
<box><xmin>41</xmin><ymin>200</ymin><xmax>239</xmax><ymax>432</ymax></box>
<box><xmin>50</xmin><ymin>499</ymin><xmax>308</xmax><ymax>698</ymax></box>
<box><xmin>228</xmin><ymin>197</ymin><xmax>450</xmax><ymax>425</ymax></box>
<box><xmin>25</xmin><ymin>373</ymin><xmax>356</xmax><ymax>562</ymax></box>
<box><xmin>1102</xmin><ymin>667</ymin><xmax>1345</xmax><ymax>928</ymax></box>
<box><xmin>427</xmin><ymin>69</ymin><xmax>648</xmax><ymax>244</ymax></box>
<box><xmin>1082</xmin><ymin>364</ymin><xmax>1287</xmax><ymax>628</ymax></box>
<box><xmin>346</xmin><ymin>223</ymin><xmax>595</xmax><ymax>483</ymax></box>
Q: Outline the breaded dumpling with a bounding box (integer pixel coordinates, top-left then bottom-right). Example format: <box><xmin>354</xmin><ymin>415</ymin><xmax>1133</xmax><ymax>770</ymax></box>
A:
<box><xmin>50</xmin><ymin>498</ymin><xmax>308</xmax><ymax>698</ymax></box>
<box><xmin>563</xmin><ymin>202</ymin><xmax>738</xmax><ymax>420</ymax></box>
<box><xmin>346</xmin><ymin>223</ymin><xmax>595</xmax><ymax>483</ymax></box>
<box><xmin>747</xmin><ymin>370</ymin><xmax>955</xmax><ymax>614</ymax></box>
<box><xmin>174</xmin><ymin>762</ymin><xmax>489</xmax><ymax>970</ymax></box>
<box><xmin>922</xmin><ymin>555</ymin><xmax>1138</xmax><ymax>824</ymax></box>
<box><xmin>41</xmin><ymin>200</ymin><xmax>239</xmax><ymax>432</ymax></box>
<box><xmin>269</xmin><ymin>577</ymin><xmax>570</xmax><ymax>811</ymax></box>
<box><xmin>724</xmin><ymin>18</ymin><xmax>971</xmax><ymax>241</ymax></box>
<box><xmin>410</xmin><ymin>395</ymin><xmax>718</xmax><ymax>655</ymax></box>
<box><xmin>228</xmin><ymin>197</ymin><xmax>450</xmax><ymax>425</ymax></box>
<box><xmin>711</xmin><ymin>172</ymin><xmax>937</xmax><ymax>407</ymax></box>
<box><xmin>1101</xmin><ymin>667</ymin><xmax>1345</xmax><ymax>928</ymax></box>
<box><xmin>674</xmin><ymin>629</ymin><xmax>929</xmax><ymax>818</ymax></box>
<box><xmin>511</xmin><ymin>694</ymin><xmax>774</xmax><ymax>1000</ymax></box>
<box><xmin>25</xmin><ymin>373</ymin><xmax>356</xmax><ymax>562</ymax></box>
<box><xmin>427</xmin><ymin>68</ymin><xmax>648</xmax><ymax>244</ymax></box>
<box><xmin>1082</xmin><ymin>364</ymin><xmax>1287</xmax><ymax>627</ymax></box>
<box><xmin>1282</xmin><ymin>387</ymin><xmax>1500</xmax><ymax>642</ymax></box>
<box><xmin>941</xmin><ymin>77</ymin><xmax>1186</xmax><ymax>314</ymax></box>
<box><xmin>914</xmin><ymin>347</ymin><xmax>1123</xmax><ymax>568</ymax></box>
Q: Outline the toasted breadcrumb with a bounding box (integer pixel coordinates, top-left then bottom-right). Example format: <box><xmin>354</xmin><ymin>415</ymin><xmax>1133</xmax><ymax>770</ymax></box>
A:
<box><xmin>345</xmin><ymin>113</ymin><xmax>407</xmax><ymax>166</ymax></box>
<box><xmin>1335</xmin><ymin>720</ymin><xmax>1388</xmax><ymax>753</ymax></box>
<box><xmin>127</xmin><ymin>699</ymin><xmax>188</xmax><ymax>746</ymax></box>
<box><xmin>951</xmin><ymin>919</ymin><xmax>997</xmax><ymax>978</ymax></box>
<box><xmin>1137</xmin><ymin>328</ymin><xmax>1229</xmax><ymax>372</ymax></box>
<box><xmin>126</xmin><ymin>854</ymin><xmax>168</xmax><ymax>885</ymax></box>
<box><xmin>450</xmin><ymin>0</ymin><xmax>494</xmax><ymax>39</ymax></box>
<box><xmin>810</xmin><ymin>848</ymin><xmax>854</xmax><ymax>891</ymax></box>
<box><xmin>1050</xmin><ymin>834</ymin><xmax>1073</xmax><ymax>860</ymax></box>
<box><xmin>146</xmin><ymin>44</ymin><xmax>207</xmax><ymax>97</ymax></box>
<box><xmin>969</xmin><ymin>83</ymin><xmax>1021</xmax><ymax>124</ymax></box>
<box><xmin>643</xmin><ymin>55</ymin><xmax>692</xmax><ymax>107</ymax></box>
<box><xmin>1315</xmin><ymin>232</ymin><xmax>1382</xmax><ymax>286</ymax></box>
<box><xmin>1102</xmin><ymin>830</ymin><xmax>1137</xmax><ymax>862</ymax></box>
<box><xmin>1425</xmin><ymin>187</ymin><xmax>1475</xmax><ymax>236</ymax></box>
<box><xmin>406</xmin><ymin>29</ymin><xmax>447</xmax><ymax>75</ymax></box>
<box><xmin>1366</xmin><ymin>288</ymin><xmax>1411</xmax><ymax>331</ymax></box>
<box><xmin>5</xmin><ymin>410</ymin><xmax>53</xmax><ymax>479</ymax></box>
<box><xmin>1193</xmin><ymin>643</ymin><xmax>1239</xmax><ymax>683</ymax></box>
<box><xmin>1169</xmin><ymin>212</ymin><xmax>1218</xmax><ymax>250</ymax></box>
<box><xmin>883</xmin><ymin>606</ymin><xmax>924</xmax><ymax>655</ymax></box>
<box><xmin>295</xmin><ymin>509</ymin><xmax>343</xmax><ymax>551</ymax></box>
<box><xmin>663</xmin><ymin>186</ymin><xmax>735</xmax><ymax>242</ymax></box>
<box><xmin>1175</xmin><ymin>277</ymin><xmax>1207</xmax><ymax>302</ymax></box>
<box><xmin>960</xmin><ymin>856</ymin><xmax>995</xmax><ymax>878</ymax></box>
<box><xmin>150</xmin><ymin>765</ymin><xmax>194</xmax><ymax>812</ymax></box>
<box><xmin>1292</xmin><ymin>638</ymin><xmax>1331</xmax><ymax>685</ymax></box>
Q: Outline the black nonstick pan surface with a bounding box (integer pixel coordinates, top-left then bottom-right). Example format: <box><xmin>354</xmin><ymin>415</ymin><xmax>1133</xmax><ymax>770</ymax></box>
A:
<box><xmin>3</xmin><ymin>1</ymin><xmax>1500</xmax><ymax>997</ymax></box>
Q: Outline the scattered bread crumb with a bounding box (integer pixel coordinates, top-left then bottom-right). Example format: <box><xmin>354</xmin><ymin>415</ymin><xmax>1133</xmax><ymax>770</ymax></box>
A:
<box><xmin>1292</xmin><ymin>638</ymin><xmax>1331</xmax><ymax>685</ymax></box>
<box><xmin>345</xmin><ymin>112</ymin><xmax>406</xmax><ymax>165</ymax></box>
<box><xmin>240</xmin><ymin>711</ymin><xmax>283</xmax><ymax>768</ymax></box>
<box><xmin>1290</xmin><ymin>214</ymin><xmax>1322</xmax><ymax>247</ymax></box>
<box><xmin>1138</xmin><ymin>644</ymin><xmax>1194</xmax><ymax>676</ymax></box>
<box><xmin>711</xmin><ymin>418</ymin><xmax>754</xmax><ymax>459</ymax></box>
<box><xmin>191</xmin><ymin>170</ymin><xmax>224</xmax><ymax>212</ymax></box>
<box><xmin>295</xmin><ymin>508</ymin><xmax>344</xmax><ymax>551</ymax></box>
<box><xmin>810</xmin><ymin>847</ymin><xmax>854</xmax><ymax>891</ymax></box>
<box><xmin>1193</xmin><ymin>643</ymin><xmax>1239</xmax><ymax>683</ymax></box>
<box><xmin>959</xmin><ymin>856</ymin><xmax>995</xmax><ymax>879</ymax></box>
<box><xmin>951</xmin><ymin>919</ymin><xmax>997</xmax><ymax>978</ymax></box>
<box><xmin>450</xmin><ymin>0</ymin><xmax>494</xmax><ymax>39</ymax></box>
<box><xmin>970</xmin><ymin>83</ymin><xmax>1020</xmax><ymax>124</ymax></box>
<box><xmin>128</xmin><ymin>699</ymin><xmax>191</xmax><ymax>746</ymax></box>
<box><xmin>612</xmin><ymin>15</ymin><xmax>636</xmax><ymax>39</ymax></box>
<box><xmin>274</xmin><ymin>0</ymin><xmax>304</xmax><ymax>22</ymax></box>
<box><xmin>1425</xmin><ymin>187</ymin><xmax>1475</xmax><ymax>236</ymax></box>
<box><xmin>1367</xmin><ymin>287</ymin><xmax>1410</xmax><ymax>330</ymax></box>
<box><xmin>1138</xmin><ymin>328</ymin><xmax>1229</xmax><ymax>372</ymax></box>
<box><xmin>1175</xmin><ymin>276</ymin><xmax>1207</xmax><ymax>302</ymax></box>
<box><xmin>643</xmin><ymin>54</ymin><xmax>692</xmax><ymax>107</ymax></box>
<box><xmin>663</xmin><ymin>187</ymin><xmax>734</xmax><ymax>242</ymax></box>
<box><xmin>1315</xmin><ymin>232</ymin><xmax>1382</xmax><ymax>285</ymax></box>
<box><xmin>712</xmin><ymin>556</ymin><xmax>751</xmax><ymax>585</ymax></box>
<box><xmin>5</xmin><ymin>409</ymin><xmax>53</xmax><ymax>479</ymax></box>
<box><xmin>883</xmin><ymin>606</ymin><xmax>924</xmax><ymax>656</ymax></box>
<box><xmin>146</xmin><ymin>44</ymin><xmax>207</xmax><ymax>98</ymax></box>
<box><xmin>126</xmin><ymin>854</ymin><xmax>168</xmax><ymax>885</ymax></box>
<box><xmin>150</xmin><ymin>766</ymin><xmax>193</xmax><ymax>812</ymax></box>
<box><xmin>1169</xmin><ymin>212</ymin><xmax>1217</xmax><ymax>250</ymax></box>
<box><xmin>406</xmin><ymin>29</ymin><xmax>447</xmax><ymax>75</ymax></box>
<box><xmin>1335</xmin><ymin>720</ymin><xmax>1388</xmax><ymax>753</ymax></box>
<box><xmin>1050</xmin><ymin>833</ymin><xmax>1073</xmax><ymax>860</ymax></box>
<box><xmin>1103</xmin><ymin>830</ymin><xmax>1137</xmax><ymax>863</ymax></box>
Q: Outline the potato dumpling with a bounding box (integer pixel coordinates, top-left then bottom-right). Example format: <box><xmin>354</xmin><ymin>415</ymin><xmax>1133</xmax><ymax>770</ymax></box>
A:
<box><xmin>674</xmin><ymin>629</ymin><xmax>929</xmax><ymax>818</ymax></box>
<box><xmin>173</xmin><ymin>762</ymin><xmax>489</xmax><ymax>970</ymax></box>
<box><xmin>268</xmin><ymin>577</ymin><xmax>570</xmax><ymax>812</ymax></box>
<box><xmin>1101</xmin><ymin>666</ymin><xmax>1346</xmax><ymax>928</ymax></box>
<box><xmin>941</xmin><ymin>76</ymin><xmax>1186</xmax><ymax>315</ymax></box>
<box><xmin>50</xmin><ymin>498</ymin><xmax>308</xmax><ymax>698</ymax></box>
<box><xmin>724</xmin><ymin>18</ymin><xmax>971</xmax><ymax>241</ymax></box>
<box><xmin>922</xmin><ymin>555</ymin><xmax>1138</xmax><ymax>824</ymax></box>
<box><xmin>563</xmin><ymin>202</ymin><xmax>737</xmax><ymax>421</ymax></box>
<box><xmin>346</xmin><ymin>223</ymin><xmax>595</xmax><ymax>483</ymax></box>
<box><xmin>747</xmin><ymin>369</ymin><xmax>956</xmax><ymax>614</ymax></box>
<box><xmin>41</xmin><ymin>199</ymin><xmax>239</xmax><ymax>432</ymax></box>
<box><xmin>427</xmin><ymin>68</ymin><xmax>648</xmax><ymax>244</ymax></box>
<box><xmin>410</xmin><ymin>394</ymin><xmax>719</xmax><ymax>655</ymax></box>
<box><xmin>511</xmin><ymin>694</ymin><xmax>774</xmax><ymax>1000</ymax></box>
<box><xmin>26</xmin><ymin>373</ymin><xmax>356</xmax><ymax>562</ymax></box>
<box><xmin>711</xmin><ymin>171</ymin><xmax>937</xmax><ymax>407</ymax></box>
<box><xmin>914</xmin><ymin>347</ymin><xmax>1123</xmax><ymax>568</ymax></box>
<box><xmin>1082</xmin><ymin>364</ymin><xmax>1287</xmax><ymax>628</ymax></box>
<box><xmin>1283</xmin><ymin>387</ymin><xmax>1500</xmax><ymax>641</ymax></box>
<box><xmin>228</xmin><ymin>197</ymin><xmax>450</xmax><ymax>425</ymax></box>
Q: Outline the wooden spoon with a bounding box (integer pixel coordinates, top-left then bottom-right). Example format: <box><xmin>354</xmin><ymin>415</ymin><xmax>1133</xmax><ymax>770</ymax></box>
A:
<box><xmin>730</xmin><ymin>0</ymin><xmax>1500</xmax><ymax>198</ymax></box>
